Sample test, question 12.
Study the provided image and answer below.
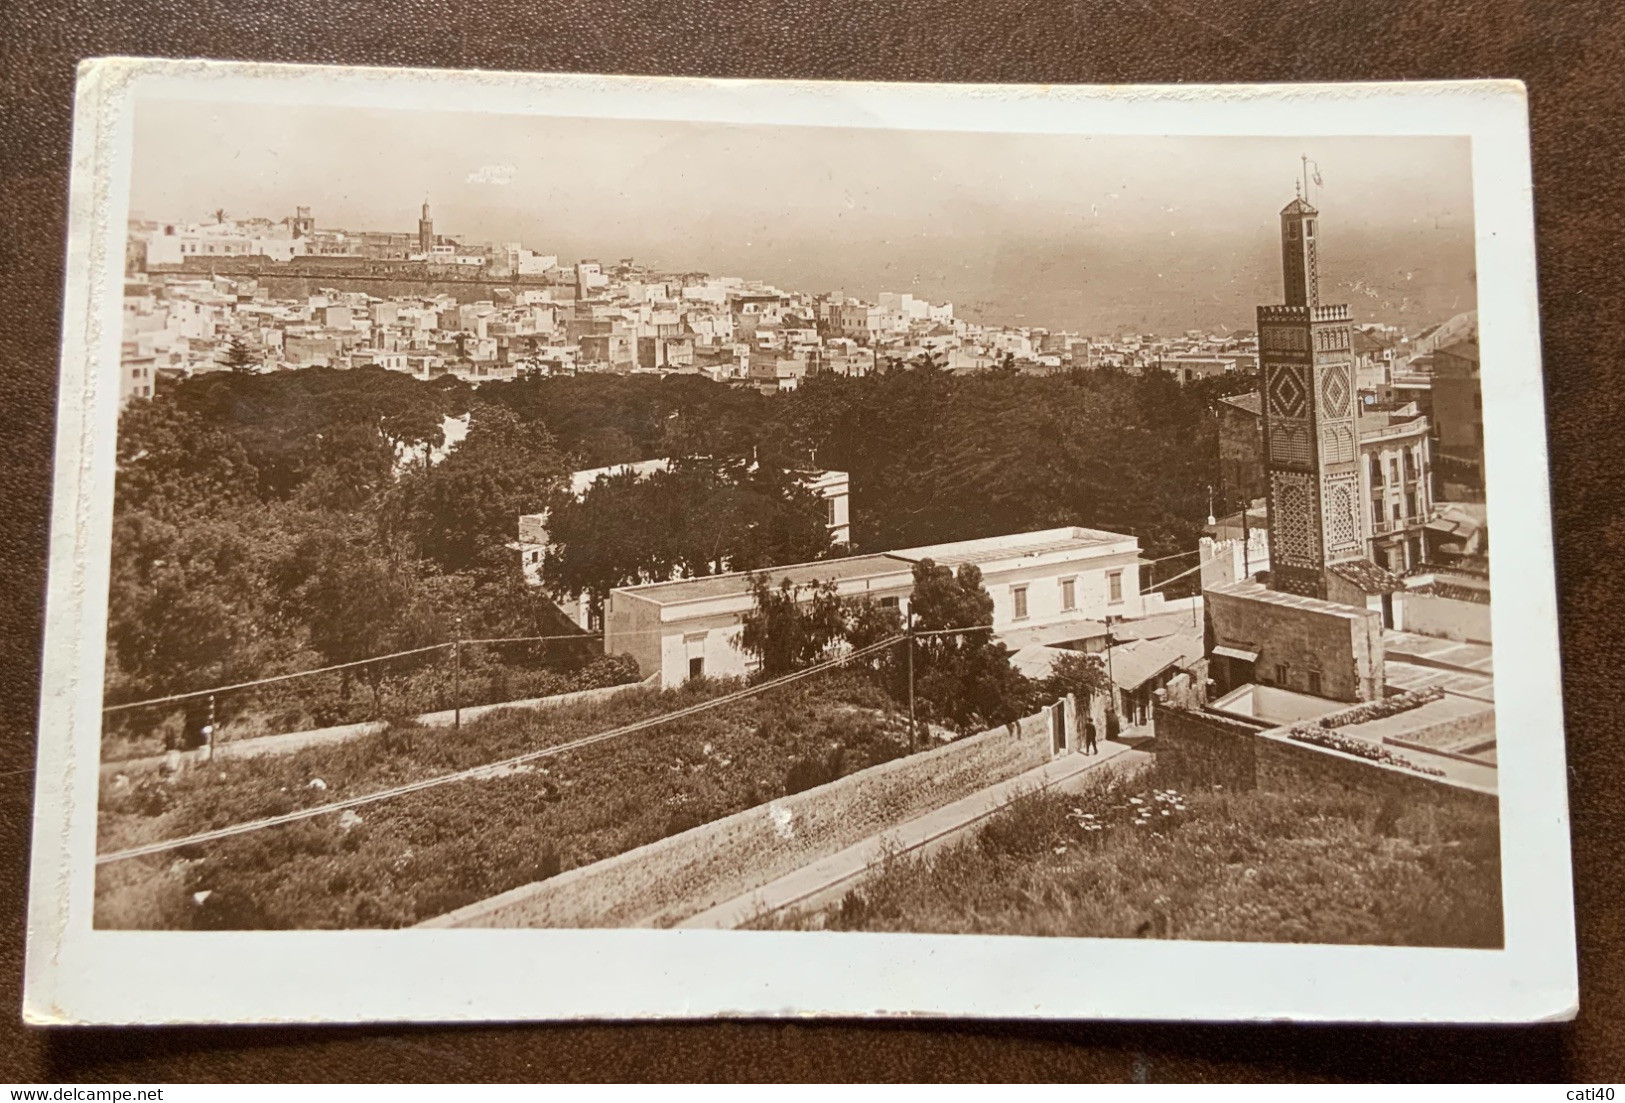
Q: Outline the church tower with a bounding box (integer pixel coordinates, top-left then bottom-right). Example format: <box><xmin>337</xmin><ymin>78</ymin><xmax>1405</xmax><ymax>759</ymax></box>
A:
<box><xmin>1258</xmin><ymin>191</ymin><xmax>1363</xmax><ymax>598</ymax></box>
<box><xmin>418</xmin><ymin>200</ymin><xmax>434</xmax><ymax>254</ymax></box>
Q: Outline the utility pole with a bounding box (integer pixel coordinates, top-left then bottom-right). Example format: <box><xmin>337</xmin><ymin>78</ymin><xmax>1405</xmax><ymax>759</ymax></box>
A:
<box><xmin>906</xmin><ymin>611</ymin><xmax>917</xmax><ymax>752</ymax></box>
<box><xmin>204</xmin><ymin>694</ymin><xmax>217</xmax><ymax>764</ymax></box>
<box><xmin>1103</xmin><ymin>615</ymin><xmax>1119</xmax><ymax>740</ymax></box>
<box><xmin>453</xmin><ymin>615</ymin><xmax>464</xmax><ymax>734</ymax></box>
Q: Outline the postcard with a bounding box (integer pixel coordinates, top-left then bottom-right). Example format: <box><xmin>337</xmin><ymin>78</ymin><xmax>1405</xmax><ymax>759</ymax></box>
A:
<box><xmin>25</xmin><ymin>59</ymin><xmax>1575</xmax><ymax>1024</ymax></box>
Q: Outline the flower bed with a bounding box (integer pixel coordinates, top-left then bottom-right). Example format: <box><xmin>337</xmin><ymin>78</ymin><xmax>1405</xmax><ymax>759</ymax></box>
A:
<box><xmin>1284</xmin><ymin>725</ymin><xmax>1446</xmax><ymax>777</ymax></box>
<box><xmin>1310</xmin><ymin>685</ymin><xmax>1445</xmax><ymax>731</ymax></box>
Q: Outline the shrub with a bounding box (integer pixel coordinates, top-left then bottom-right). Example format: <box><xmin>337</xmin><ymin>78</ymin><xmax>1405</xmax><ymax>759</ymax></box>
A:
<box><xmin>1316</xmin><ymin>686</ymin><xmax>1446</xmax><ymax>730</ymax></box>
<box><xmin>773</xmin><ymin>760</ymin><xmax>1501</xmax><ymax>948</ymax></box>
<box><xmin>1285</xmin><ymin>726</ymin><xmax>1446</xmax><ymax>777</ymax></box>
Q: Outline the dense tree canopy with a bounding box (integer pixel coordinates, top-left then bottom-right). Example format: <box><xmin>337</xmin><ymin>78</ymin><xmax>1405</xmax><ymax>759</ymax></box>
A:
<box><xmin>541</xmin><ymin>456</ymin><xmax>831</xmax><ymax>622</ymax></box>
<box><xmin>109</xmin><ymin>361</ymin><xmax>1244</xmax><ymax>716</ymax></box>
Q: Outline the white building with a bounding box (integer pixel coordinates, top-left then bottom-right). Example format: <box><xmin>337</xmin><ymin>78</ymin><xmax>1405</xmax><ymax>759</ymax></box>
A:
<box><xmin>606</xmin><ymin>526</ymin><xmax>1146</xmax><ymax>687</ymax></box>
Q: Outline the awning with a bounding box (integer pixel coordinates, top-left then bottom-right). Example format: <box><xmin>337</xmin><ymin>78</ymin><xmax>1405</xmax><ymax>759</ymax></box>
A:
<box><xmin>1212</xmin><ymin>645</ymin><xmax>1259</xmax><ymax>663</ymax></box>
<box><xmin>1111</xmin><ymin>634</ymin><xmax>1203</xmax><ymax>692</ymax></box>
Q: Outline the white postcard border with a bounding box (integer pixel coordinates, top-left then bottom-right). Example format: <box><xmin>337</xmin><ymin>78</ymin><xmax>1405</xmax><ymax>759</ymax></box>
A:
<box><xmin>26</xmin><ymin>60</ymin><xmax>1575</xmax><ymax>1025</ymax></box>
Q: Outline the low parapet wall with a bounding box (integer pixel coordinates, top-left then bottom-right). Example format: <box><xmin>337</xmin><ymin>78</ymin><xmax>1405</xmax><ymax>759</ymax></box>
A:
<box><xmin>1157</xmin><ymin>706</ymin><xmax>1497</xmax><ymax>811</ymax></box>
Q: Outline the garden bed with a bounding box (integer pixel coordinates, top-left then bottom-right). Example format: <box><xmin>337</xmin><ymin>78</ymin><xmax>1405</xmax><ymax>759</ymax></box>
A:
<box><xmin>94</xmin><ymin>671</ymin><xmax>932</xmax><ymax>929</ymax></box>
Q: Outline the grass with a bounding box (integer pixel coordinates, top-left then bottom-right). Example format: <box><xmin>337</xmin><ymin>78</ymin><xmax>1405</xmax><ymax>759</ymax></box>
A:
<box><xmin>94</xmin><ymin>671</ymin><xmax>920</xmax><ymax>930</ymax></box>
<box><xmin>763</xmin><ymin>761</ymin><xmax>1503</xmax><ymax>948</ymax></box>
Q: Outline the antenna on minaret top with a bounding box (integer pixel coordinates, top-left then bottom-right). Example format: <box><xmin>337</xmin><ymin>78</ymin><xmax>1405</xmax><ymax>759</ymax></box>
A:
<box><xmin>1300</xmin><ymin>155</ymin><xmax>1323</xmax><ymax>205</ymax></box>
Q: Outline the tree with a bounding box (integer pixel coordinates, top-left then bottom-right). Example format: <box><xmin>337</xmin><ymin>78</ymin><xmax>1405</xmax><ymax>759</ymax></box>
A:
<box><xmin>220</xmin><ymin>337</ymin><xmax>258</xmax><ymax>373</ymax></box>
<box><xmin>542</xmin><ymin>456</ymin><xmax>832</xmax><ymax>628</ymax></box>
<box><xmin>540</xmin><ymin>468</ymin><xmax>665</xmax><ymax>627</ymax></box>
<box><xmin>114</xmin><ymin>399</ymin><xmax>260</xmax><ymax>521</ymax></box>
<box><xmin>842</xmin><ymin>597</ymin><xmax>907</xmax><ymax>699</ymax></box>
<box><xmin>906</xmin><ymin>559</ymin><xmax>1033</xmax><ymax>734</ymax></box>
<box><xmin>738</xmin><ymin>573</ymin><xmax>847</xmax><ymax>678</ymax></box>
<box><xmin>1040</xmin><ymin>650</ymin><xmax>1108</xmax><ymax>704</ymax></box>
<box><xmin>283</xmin><ymin>529</ymin><xmax>443</xmax><ymax>709</ymax></box>
<box><xmin>106</xmin><ymin>513</ymin><xmax>265</xmax><ymax>711</ymax></box>
<box><xmin>399</xmin><ymin>405</ymin><xmax>566</xmax><ymax>574</ymax></box>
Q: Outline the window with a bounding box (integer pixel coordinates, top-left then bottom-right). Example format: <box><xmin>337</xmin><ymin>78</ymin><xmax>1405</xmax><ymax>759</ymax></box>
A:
<box><xmin>1307</xmin><ymin>670</ymin><xmax>1323</xmax><ymax>695</ymax></box>
<box><xmin>1391</xmin><ymin>501</ymin><xmax>1402</xmax><ymax>523</ymax></box>
<box><xmin>1012</xmin><ymin>586</ymin><xmax>1029</xmax><ymax>620</ymax></box>
<box><xmin>879</xmin><ymin>596</ymin><xmax>900</xmax><ymax>610</ymax></box>
<box><xmin>826</xmin><ymin>497</ymin><xmax>837</xmax><ymax>527</ymax></box>
<box><xmin>1274</xmin><ymin>662</ymin><xmax>1289</xmax><ymax>685</ymax></box>
<box><xmin>1304</xmin><ymin>219</ymin><xmax>1316</xmax><ymax>238</ymax></box>
<box><xmin>1287</xmin><ymin>222</ymin><xmax>1299</xmax><ymax>240</ymax></box>
<box><xmin>1107</xmin><ymin>571</ymin><xmax>1124</xmax><ymax>604</ymax></box>
<box><xmin>688</xmin><ymin>656</ymin><xmax>705</xmax><ymax>680</ymax></box>
<box><xmin>1388</xmin><ymin>457</ymin><xmax>1400</xmax><ymax>484</ymax></box>
<box><xmin>1060</xmin><ymin>578</ymin><xmax>1076</xmax><ymax>612</ymax></box>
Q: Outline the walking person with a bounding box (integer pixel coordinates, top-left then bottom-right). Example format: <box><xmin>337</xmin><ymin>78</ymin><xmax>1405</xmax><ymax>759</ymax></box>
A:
<box><xmin>1083</xmin><ymin>717</ymin><xmax>1099</xmax><ymax>756</ymax></box>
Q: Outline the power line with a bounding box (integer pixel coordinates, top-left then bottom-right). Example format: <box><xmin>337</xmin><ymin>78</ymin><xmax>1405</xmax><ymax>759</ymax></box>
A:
<box><xmin>101</xmin><ymin>630</ymin><xmax>663</xmax><ymax>714</ymax></box>
<box><xmin>95</xmin><ymin>634</ymin><xmax>905</xmax><ymax>866</ymax></box>
<box><xmin>100</xmin><ymin>643</ymin><xmax>456</xmax><ymax>714</ymax></box>
<box><xmin>1144</xmin><ymin>548</ymin><xmax>1202</xmax><ymax>564</ymax></box>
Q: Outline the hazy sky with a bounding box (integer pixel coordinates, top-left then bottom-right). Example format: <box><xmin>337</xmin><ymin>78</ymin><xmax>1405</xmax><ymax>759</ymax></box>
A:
<box><xmin>131</xmin><ymin>98</ymin><xmax>1476</xmax><ymax>333</ymax></box>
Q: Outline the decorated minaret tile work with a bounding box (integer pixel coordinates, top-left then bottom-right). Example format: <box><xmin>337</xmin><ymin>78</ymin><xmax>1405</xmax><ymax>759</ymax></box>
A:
<box><xmin>1259</xmin><ymin>192</ymin><xmax>1364</xmax><ymax>599</ymax></box>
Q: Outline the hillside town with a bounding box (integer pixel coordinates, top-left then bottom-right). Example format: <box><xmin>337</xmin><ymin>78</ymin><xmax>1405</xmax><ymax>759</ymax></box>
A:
<box><xmin>123</xmin><ymin>201</ymin><xmax>1469</xmax><ymax>423</ymax></box>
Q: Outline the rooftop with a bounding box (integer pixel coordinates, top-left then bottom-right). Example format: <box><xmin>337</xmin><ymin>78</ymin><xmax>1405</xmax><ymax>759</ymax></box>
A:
<box><xmin>1436</xmin><ymin>340</ymin><xmax>1480</xmax><ymax>365</ymax></box>
<box><xmin>618</xmin><ymin>553</ymin><xmax>912</xmax><ymax>606</ymax></box>
<box><xmin>1207</xmin><ymin>579</ymin><xmax>1376</xmax><ymax>623</ymax></box>
<box><xmin>889</xmin><ymin>526</ymin><xmax>1134</xmax><ymax>568</ymax></box>
<box><xmin>614</xmin><ymin>525</ymin><xmax>1140</xmax><ymax>607</ymax></box>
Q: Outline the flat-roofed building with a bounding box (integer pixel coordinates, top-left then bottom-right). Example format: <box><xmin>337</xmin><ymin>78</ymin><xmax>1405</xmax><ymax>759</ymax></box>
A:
<box><xmin>605</xmin><ymin>526</ymin><xmax>1146</xmax><ymax>686</ymax></box>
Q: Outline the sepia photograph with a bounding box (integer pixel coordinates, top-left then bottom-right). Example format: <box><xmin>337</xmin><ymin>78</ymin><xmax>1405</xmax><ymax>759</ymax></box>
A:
<box><xmin>26</xmin><ymin>62</ymin><xmax>1573</xmax><ymax>1024</ymax></box>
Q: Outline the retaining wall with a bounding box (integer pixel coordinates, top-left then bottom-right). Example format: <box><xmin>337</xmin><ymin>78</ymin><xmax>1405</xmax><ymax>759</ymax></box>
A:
<box><xmin>1157</xmin><ymin>706</ymin><xmax>1497</xmax><ymax>811</ymax></box>
<box><xmin>423</xmin><ymin>707</ymin><xmax>1063</xmax><ymax>929</ymax></box>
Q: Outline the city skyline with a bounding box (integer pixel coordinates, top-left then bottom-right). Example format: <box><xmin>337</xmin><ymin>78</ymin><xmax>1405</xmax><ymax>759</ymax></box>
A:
<box><xmin>131</xmin><ymin>99</ymin><xmax>1476</xmax><ymax>334</ymax></box>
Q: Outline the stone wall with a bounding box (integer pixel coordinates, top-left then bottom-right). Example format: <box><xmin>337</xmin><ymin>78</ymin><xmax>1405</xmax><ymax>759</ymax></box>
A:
<box><xmin>1157</xmin><ymin>705</ymin><xmax>1496</xmax><ymax>812</ymax></box>
<box><xmin>1254</xmin><ymin>734</ymin><xmax>1497</xmax><ymax>812</ymax></box>
<box><xmin>1206</xmin><ymin>585</ymin><xmax>1384</xmax><ymax>702</ymax></box>
<box><xmin>1399</xmin><ymin>590</ymin><xmax>1493</xmax><ymax>644</ymax></box>
<box><xmin>1154</xmin><ymin>707</ymin><xmax>1261</xmax><ymax>789</ymax></box>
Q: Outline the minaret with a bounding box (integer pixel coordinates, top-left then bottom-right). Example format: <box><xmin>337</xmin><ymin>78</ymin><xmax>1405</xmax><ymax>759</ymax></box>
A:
<box><xmin>418</xmin><ymin>200</ymin><xmax>434</xmax><ymax>254</ymax></box>
<box><xmin>1258</xmin><ymin>188</ymin><xmax>1362</xmax><ymax>599</ymax></box>
<box><xmin>1279</xmin><ymin>183</ymin><xmax>1319</xmax><ymax>308</ymax></box>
